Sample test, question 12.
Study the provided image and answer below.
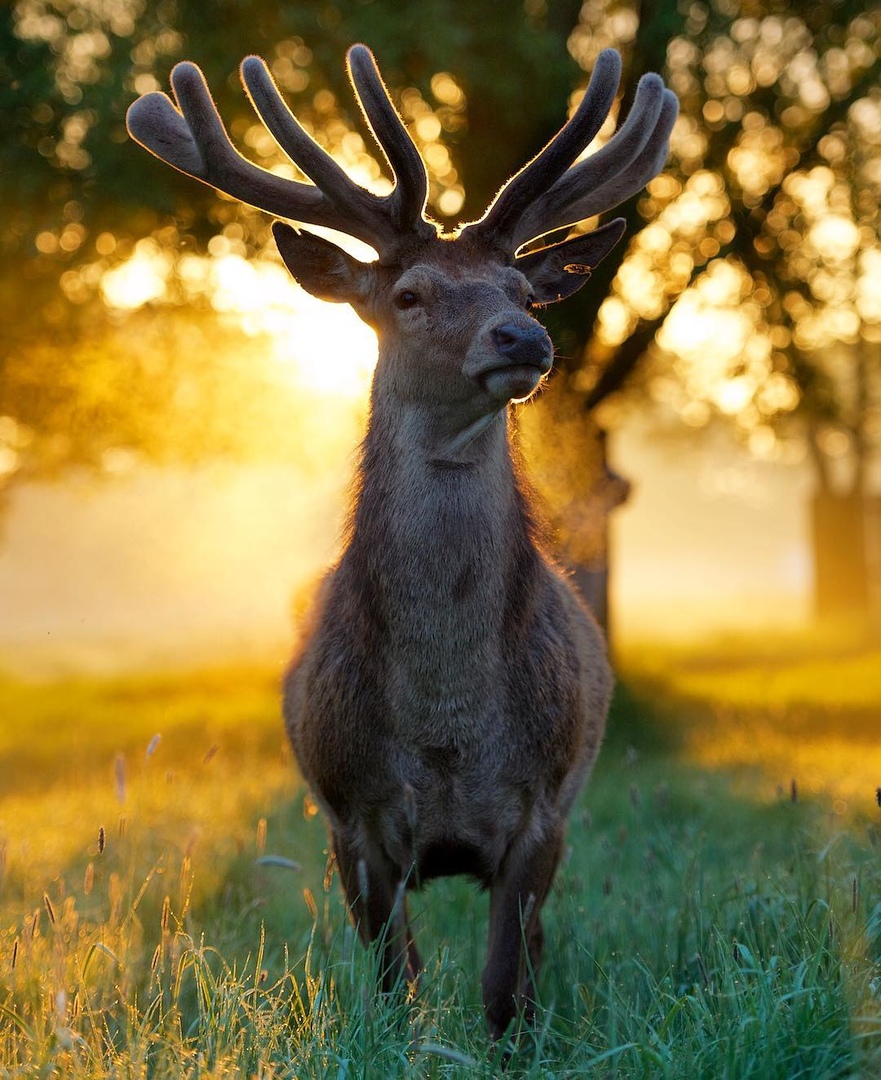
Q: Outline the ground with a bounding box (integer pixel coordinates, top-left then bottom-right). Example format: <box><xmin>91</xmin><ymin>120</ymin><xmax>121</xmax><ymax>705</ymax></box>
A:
<box><xmin>0</xmin><ymin>632</ymin><xmax>879</xmax><ymax>1077</ymax></box>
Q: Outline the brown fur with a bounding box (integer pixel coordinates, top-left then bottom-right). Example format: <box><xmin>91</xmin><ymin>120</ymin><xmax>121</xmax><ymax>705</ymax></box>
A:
<box><xmin>125</xmin><ymin>42</ymin><xmax>676</xmax><ymax>1038</ymax></box>
<box><xmin>282</xmin><ymin>237</ymin><xmax>613</xmax><ymax>1039</ymax></box>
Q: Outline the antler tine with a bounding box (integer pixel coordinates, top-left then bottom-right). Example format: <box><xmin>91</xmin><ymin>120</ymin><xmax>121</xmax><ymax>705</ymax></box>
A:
<box><xmin>239</xmin><ymin>55</ymin><xmax>389</xmax><ymax>236</ymax></box>
<box><xmin>511</xmin><ymin>78</ymin><xmax>679</xmax><ymax>250</ymax></box>
<box><xmin>128</xmin><ymin>63</ymin><xmax>330</xmax><ymax>227</ymax></box>
<box><xmin>346</xmin><ymin>45</ymin><xmax>433</xmax><ymax>235</ymax></box>
<box><xmin>127</xmin><ymin>57</ymin><xmax>426</xmax><ymax>258</ymax></box>
<box><xmin>468</xmin><ymin>49</ymin><xmax>622</xmax><ymax>248</ymax></box>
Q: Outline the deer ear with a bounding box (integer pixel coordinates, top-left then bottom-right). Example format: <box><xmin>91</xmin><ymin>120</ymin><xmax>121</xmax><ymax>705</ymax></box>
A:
<box><xmin>272</xmin><ymin>221</ymin><xmax>374</xmax><ymax>305</ymax></box>
<box><xmin>516</xmin><ymin>218</ymin><xmax>626</xmax><ymax>305</ymax></box>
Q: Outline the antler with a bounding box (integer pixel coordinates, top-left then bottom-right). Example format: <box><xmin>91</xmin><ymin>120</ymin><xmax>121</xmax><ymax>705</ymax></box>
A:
<box><xmin>125</xmin><ymin>44</ymin><xmax>435</xmax><ymax>260</ymax></box>
<box><xmin>464</xmin><ymin>49</ymin><xmax>678</xmax><ymax>254</ymax></box>
<box><xmin>127</xmin><ymin>43</ymin><xmax>677</xmax><ymax>264</ymax></box>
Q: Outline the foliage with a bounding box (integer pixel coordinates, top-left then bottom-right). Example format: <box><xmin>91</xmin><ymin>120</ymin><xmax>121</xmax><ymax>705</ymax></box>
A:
<box><xmin>2</xmin><ymin>0</ymin><xmax>880</xmax><ymax>615</ymax></box>
<box><xmin>1</xmin><ymin>658</ymin><xmax>880</xmax><ymax>1075</ymax></box>
<box><xmin>1</xmin><ymin>0</ymin><xmax>593</xmax><ymax>499</ymax></box>
<box><xmin>590</xmin><ymin>0</ymin><xmax>881</xmax><ymax>492</ymax></box>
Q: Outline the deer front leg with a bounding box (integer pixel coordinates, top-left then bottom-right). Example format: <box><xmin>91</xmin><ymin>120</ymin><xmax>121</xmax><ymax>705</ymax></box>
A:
<box><xmin>481</xmin><ymin>824</ymin><xmax>563</xmax><ymax>1041</ymax></box>
<box><xmin>333</xmin><ymin>829</ymin><xmax>422</xmax><ymax>990</ymax></box>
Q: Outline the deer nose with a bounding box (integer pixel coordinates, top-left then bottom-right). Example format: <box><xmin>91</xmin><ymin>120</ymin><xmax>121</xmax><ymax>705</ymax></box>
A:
<box><xmin>491</xmin><ymin>322</ymin><xmax>552</xmax><ymax>372</ymax></box>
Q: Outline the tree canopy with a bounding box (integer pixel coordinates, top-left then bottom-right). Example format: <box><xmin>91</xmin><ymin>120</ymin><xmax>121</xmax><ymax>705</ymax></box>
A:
<box><xmin>2</xmin><ymin>0</ymin><xmax>879</xmax><ymax>557</ymax></box>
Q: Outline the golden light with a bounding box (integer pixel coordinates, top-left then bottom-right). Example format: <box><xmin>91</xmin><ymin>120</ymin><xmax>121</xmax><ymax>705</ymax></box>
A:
<box><xmin>101</xmin><ymin>238</ymin><xmax>171</xmax><ymax>309</ymax></box>
<box><xmin>100</xmin><ymin>240</ymin><xmax>379</xmax><ymax>399</ymax></box>
<box><xmin>713</xmin><ymin>376</ymin><xmax>754</xmax><ymax>416</ymax></box>
<box><xmin>430</xmin><ymin>72</ymin><xmax>465</xmax><ymax>107</ymax></box>
<box><xmin>856</xmin><ymin>247</ymin><xmax>881</xmax><ymax>322</ymax></box>
<box><xmin>437</xmin><ymin>188</ymin><xmax>466</xmax><ymax>217</ymax></box>
<box><xmin>205</xmin><ymin>254</ymin><xmax>378</xmax><ymax>397</ymax></box>
<box><xmin>0</xmin><ymin>447</ymin><xmax>18</xmax><ymax>478</ymax></box>
<box><xmin>597</xmin><ymin>295</ymin><xmax>634</xmax><ymax>346</ymax></box>
<box><xmin>808</xmin><ymin>214</ymin><xmax>861</xmax><ymax>261</ymax></box>
<box><xmin>756</xmin><ymin>372</ymin><xmax>800</xmax><ymax>415</ymax></box>
<box><xmin>265</xmin><ymin>293</ymin><xmax>378</xmax><ymax>397</ymax></box>
<box><xmin>658</xmin><ymin>289</ymin><xmax>749</xmax><ymax>364</ymax></box>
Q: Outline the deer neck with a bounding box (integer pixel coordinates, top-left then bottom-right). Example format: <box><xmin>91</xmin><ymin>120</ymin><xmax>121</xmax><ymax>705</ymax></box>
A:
<box><xmin>338</xmin><ymin>372</ymin><xmax>543</xmax><ymax>740</ymax></box>
<box><xmin>357</xmin><ymin>383</ymin><xmax>519</xmax><ymax>524</ymax></box>
<box><xmin>350</xmin><ymin>380</ymin><xmax>535</xmax><ymax>605</ymax></box>
<box><xmin>347</xmin><ymin>389</ymin><xmax>534</xmax><ymax>735</ymax></box>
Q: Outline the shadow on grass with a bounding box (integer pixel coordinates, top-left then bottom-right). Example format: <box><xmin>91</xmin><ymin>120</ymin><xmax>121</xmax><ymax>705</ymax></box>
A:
<box><xmin>603</xmin><ymin>677</ymin><xmax>689</xmax><ymax>758</ymax></box>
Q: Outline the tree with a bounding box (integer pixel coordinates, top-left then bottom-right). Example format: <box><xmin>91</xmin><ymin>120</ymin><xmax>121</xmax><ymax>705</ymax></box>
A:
<box><xmin>5</xmin><ymin>0</ymin><xmax>878</xmax><ymax>624</ymax></box>
<box><xmin>583</xmin><ymin>0</ymin><xmax>880</xmax><ymax>620</ymax></box>
<box><xmin>1</xmin><ymin>0</ymin><xmax>599</xmax><ymax>513</ymax></box>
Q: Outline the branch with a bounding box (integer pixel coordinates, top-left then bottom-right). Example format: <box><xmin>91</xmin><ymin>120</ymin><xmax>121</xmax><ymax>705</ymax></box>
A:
<box><xmin>581</xmin><ymin>320</ymin><xmax>661</xmax><ymax>410</ymax></box>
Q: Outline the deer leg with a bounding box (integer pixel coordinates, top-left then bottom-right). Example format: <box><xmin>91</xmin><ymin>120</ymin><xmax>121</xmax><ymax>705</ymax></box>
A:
<box><xmin>523</xmin><ymin>914</ymin><xmax>545</xmax><ymax>1025</ymax></box>
<box><xmin>481</xmin><ymin>826</ymin><xmax>563</xmax><ymax>1041</ymax></box>
<box><xmin>333</xmin><ymin>829</ymin><xmax>422</xmax><ymax>990</ymax></box>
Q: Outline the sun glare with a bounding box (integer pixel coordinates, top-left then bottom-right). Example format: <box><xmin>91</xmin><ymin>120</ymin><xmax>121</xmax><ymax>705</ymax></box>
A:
<box><xmin>100</xmin><ymin>238</ymin><xmax>171</xmax><ymax>309</ymax></box>
<box><xmin>101</xmin><ymin>243</ymin><xmax>378</xmax><ymax>399</ymax></box>
<box><xmin>266</xmin><ymin>292</ymin><xmax>378</xmax><ymax>397</ymax></box>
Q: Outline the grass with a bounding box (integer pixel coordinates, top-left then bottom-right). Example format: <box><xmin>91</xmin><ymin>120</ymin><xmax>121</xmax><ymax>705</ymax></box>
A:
<box><xmin>0</xmin><ymin>640</ymin><xmax>880</xmax><ymax>1077</ymax></box>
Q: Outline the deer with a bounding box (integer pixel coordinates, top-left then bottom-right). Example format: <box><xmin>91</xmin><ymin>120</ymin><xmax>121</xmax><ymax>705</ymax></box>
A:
<box><xmin>126</xmin><ymin>43</ymin><xmax>677</xmax><ymax>1039</ymax></box>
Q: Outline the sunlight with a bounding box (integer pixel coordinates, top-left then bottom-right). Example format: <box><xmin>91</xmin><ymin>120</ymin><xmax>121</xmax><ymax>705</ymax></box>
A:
<box><xmin>265</xmin><ymin>295</ymin><xmax>378</xmax><ymax>397</ymax></box>
<box><xmin>809</xmin><ymin>213</ymin><xmax>861</xmax><ymax>261</ymax></box>
<box><xmin>856</xmin><ymin>247</ymin><xmax>881</xmax><ymax>323</ymax></box>
<box><xmin>100</xmin><ymin>238</ymin><xmax>171</xmax><ymax>309</ymax></box>
<box><xmin>206</xmin><ymin>253</ymin><xmax>378</xmax><ymax>398</ymax></box>
<box><xmin>101</xmin><ymin>245</ymin><xmax>378</xmax><ymax>399</ymax></box>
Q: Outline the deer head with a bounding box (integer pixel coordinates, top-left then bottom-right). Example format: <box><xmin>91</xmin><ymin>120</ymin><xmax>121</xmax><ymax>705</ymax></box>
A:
<box><xmin>127</xmin><ymin>46</ymin><xmax>676</xmax><ymax>452</ymax></box>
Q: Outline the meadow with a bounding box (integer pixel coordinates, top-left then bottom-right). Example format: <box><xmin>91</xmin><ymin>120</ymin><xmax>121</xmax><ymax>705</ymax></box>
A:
<box><xmin>0</xmin><ymin>637</ymin><xmax>879</xmax><ymax>1078</ymax></box>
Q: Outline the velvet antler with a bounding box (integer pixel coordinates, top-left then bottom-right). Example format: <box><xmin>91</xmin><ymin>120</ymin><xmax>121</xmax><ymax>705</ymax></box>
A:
<box><xmin>463</xmin><ymin>49</ymin><xmax>678</xmax><ymax>254</ymax></box>
<box><xmin>127</xmin><ymin>44</ymin><xmax>677</xmax><ymax>269</ymax></box>
<box><xmin>126</xmin><ymin>45</ymin><xmax>435</xmax><ymax>260</ymax></box>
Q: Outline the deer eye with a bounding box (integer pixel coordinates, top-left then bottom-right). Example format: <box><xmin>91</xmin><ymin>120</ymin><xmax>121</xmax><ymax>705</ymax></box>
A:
<box><xmin>395</xmin><ymin>289</ymin><xmax>420</xmax><ymax>309</ymax></box>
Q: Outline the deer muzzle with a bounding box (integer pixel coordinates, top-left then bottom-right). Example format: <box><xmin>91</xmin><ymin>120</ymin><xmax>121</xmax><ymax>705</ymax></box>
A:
<box><xmin>464</xmin><ymin>320</ymin><xmax>553</xmax><ymax>403</ymax></box>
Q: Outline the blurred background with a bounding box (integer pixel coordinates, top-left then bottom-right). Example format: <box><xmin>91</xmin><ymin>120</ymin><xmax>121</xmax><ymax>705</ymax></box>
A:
<box><xmin>3</xmin><ymin>9</ymin><xmax>881</xmax><ymax>1069</ymax></box>
<box><xmin>1</xmin><ymin>0</ymin><xmax>879</xmax><ymax>674</ymax></box>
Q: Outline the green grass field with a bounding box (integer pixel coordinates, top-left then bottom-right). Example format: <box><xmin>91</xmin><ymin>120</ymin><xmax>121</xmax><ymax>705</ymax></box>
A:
<box><xmin>1</xmin><ymin>639</ymin><xmax>880</xmax><ymax>1077</ymax></box>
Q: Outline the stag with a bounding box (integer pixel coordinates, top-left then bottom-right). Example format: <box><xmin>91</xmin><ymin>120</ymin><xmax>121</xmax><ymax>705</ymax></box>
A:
<box><xmin>127</xmin><ymin>45</ymin><xmax>676</xmax><ymax>1038</ymax></box>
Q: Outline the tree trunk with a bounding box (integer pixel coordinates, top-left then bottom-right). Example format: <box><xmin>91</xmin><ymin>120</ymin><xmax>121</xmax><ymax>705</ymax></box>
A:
<box><xmin>810</xmin><ymin>490</ymin><xmax>871</xmax><ymax>622</ymax></box>
<box><xmin>564</xmin><ymin>430</ymin><xmax>630</xmax><ymax>650</ymax></box>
